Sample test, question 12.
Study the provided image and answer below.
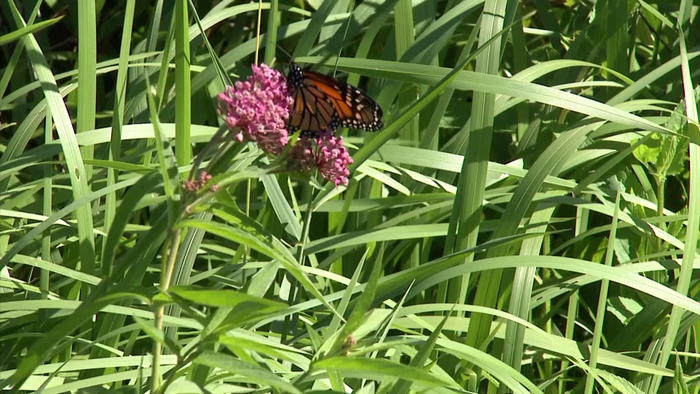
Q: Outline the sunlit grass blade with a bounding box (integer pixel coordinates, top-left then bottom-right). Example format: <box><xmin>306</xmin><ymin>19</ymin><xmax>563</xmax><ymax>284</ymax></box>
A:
<box><xmin>7</xmin><ymin>2</ymin><xmax>96</xmax><ymax>281</ymax></box>
<box><xmin>0</xmin><ymin>16</ymin><xmax>63</xmax><ymax>47</ymax></box>
<box><xmin>649</xmin><ymin>15</ymin><xmax>700</xmax><ymax>393</ymax></box>
<box><xmin>293</xmin><ymin>0</ymin><xmax>337</xmax><ymax>59</ymax></box>
<box><xmin>585</xmin><ymin>184</ymin><xmax>622</xmax><ymax>394</ymax></box>
<box><xmin>502</xmin><ymin>191</ymin><xmax>561</xmax><ymax>373</ymax></box>
<box><xmin>264</xmin><ymin>0</ymin><xmax>280</xmax><ymax>64</ymax></box>
<box><xmin>174</xmin><ymin>0</ymin><xmax>192</xmax><ymax>168</ymax></box>
<box><xmin>105</xmin><ymin>0</ymin><xmax>136</xmax><ymax>241</ymax></box>
<box><xmin>194</xmin><ymin>352</ymin><xmax>303</xmax><ymax>394</ymax></box>
<box><xmin>76</xmin><ymin>0</ymin><xmax>97</xmax><ymax>185</ymax></box>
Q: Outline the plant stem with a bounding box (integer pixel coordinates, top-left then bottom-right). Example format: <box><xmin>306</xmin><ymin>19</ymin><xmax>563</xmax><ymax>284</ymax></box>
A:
<box><xmin>188</xmin><ymin>126</ymin><xmax>227</xmax><ymax>181</ymax></box>
<box><xmin>584</xmin><ymin>187</ymin><xmax>621</xmax><ymax>394</ymax></box>
<box><xmin>41</xmin><ymin>108</ymin><xmax>53</xmax><ymax>300</ymax></box>
<box><xmin>654</xmin><ymin>175</ymin><xmax>666</xmax><ymax>283</ymax></box>
<box><xmin>296</xmin><ymin>180</ymin><xmax>315</xmax><ymax>263</ymax></box>
<box><xmin>151</xmin><ymin>227</ymin><xmax>182</xmax><ymax>394</ymax></box>
<box><xmin>281</xmin><ymin>176</ymin><xmax>315</xmax><ymax>344</ymax></box>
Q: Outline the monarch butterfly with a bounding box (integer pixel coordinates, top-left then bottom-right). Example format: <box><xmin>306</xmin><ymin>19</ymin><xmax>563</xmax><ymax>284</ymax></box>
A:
<box><xmin>287</xmin><ymin>62</ymin><xmax>383</xmax><ymax>137</ymax></box>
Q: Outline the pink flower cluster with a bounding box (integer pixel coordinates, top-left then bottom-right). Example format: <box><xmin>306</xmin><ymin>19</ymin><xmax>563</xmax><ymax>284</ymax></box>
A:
<box><xmin>291</xmin><ymin>135</ymin><xmax>354</xmax><ymax>186</ymax></box>
<box><xmin>183</xmin><ymin>171</ymin><xmax>218</xmax><ymax>193</ymax></box>
<box><xmin>217</xmin><ymin>64</ymin><xmax>293</xmax><ymax>155</ymax></box>
<box><xmin>216</xmin><ymin>63</ymin><xmax>355</xmax><ymax>187</ymax></box>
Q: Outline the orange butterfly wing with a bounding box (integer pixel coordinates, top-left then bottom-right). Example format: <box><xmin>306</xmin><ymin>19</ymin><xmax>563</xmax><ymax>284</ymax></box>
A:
<box><xmin>287</xmin><ymin>63</ymin><xmax>383</xmax><ymax>137</ymax></box>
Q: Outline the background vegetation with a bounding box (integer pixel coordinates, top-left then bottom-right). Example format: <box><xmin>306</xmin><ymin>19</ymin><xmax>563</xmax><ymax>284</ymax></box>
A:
<box><xmin>0</xmin><ymin>0</ymin><xmax>699</xmax><ymax>393</ymax></box>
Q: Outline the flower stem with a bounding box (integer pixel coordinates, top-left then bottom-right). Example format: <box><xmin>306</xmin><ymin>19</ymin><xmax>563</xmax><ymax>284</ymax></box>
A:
<box><xmin>296</xmin><ymin>179</ymin><xmax>315</xmax><ymax>263</ymax></box>
<box><xmin>281</xmin><ymin>173</ymin><xmax>316</xmax><ymax>343</ymax></box>
<box><xmin>656</xmin><ymin>174</ymin><xmax>666</xmax><ymax>250</ymax></box>
<box><xmin>151</xmin><ymin>227</ymin><xmax>182</xmax><ymax>393</ymax></box>
<box><xmin>188</xmin><ymin>125</ymin><xmax>227</xmax><ymax>181</ymax></box>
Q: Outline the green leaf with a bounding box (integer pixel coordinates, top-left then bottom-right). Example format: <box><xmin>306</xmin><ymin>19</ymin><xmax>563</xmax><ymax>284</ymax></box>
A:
<box><xmin>597</xmin><ymin>370</ymin><xmax>644</xmax><ymax>394</ymax></box>
<box><xmin>632</xmin><ymin>132</ymin><xmax>663</xmax><ymax>170</ymax></box>
<box><xmin>0</xmin><ymin>16</ymin><xmax>64</xmax><ymax>46</ymax></box>
<box><xmin>193</xmin><ymin>352</ymin><xmax>303</xmax><ymax>394</ymax></box>
<box><xmin>313</xmin><ymin>357</ymin><xmax>457</xmax><ymax>389</ymax></box>
<box><xmin>388</xmin><ymin>309</ymin><xmax>452</xmax><ymax>394</ymax></box>
<box><xmin>673</xmin><ymin>358</ymin><xmax>690</xmax><ymax>394</ymax></box>
<box><xmin>180</xmin><ymin>207</ymin><xmax>341</xmax><ymax>320</ymax></box>
<box><xmin>169</xmin><ymin>287</ymin><xmax>287</xmax><ymax>311</ymax></box>
<box><xmin>325</xmin><ymin>245</ymin><xmax>381</xmax><ymax>357</ymax></box>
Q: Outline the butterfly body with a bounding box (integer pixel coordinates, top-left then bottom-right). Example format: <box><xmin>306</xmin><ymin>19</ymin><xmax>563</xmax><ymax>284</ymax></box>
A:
<box><xmin>287</xmin><ymin>62</ymin><xmax>383</xmax><ymax>137</ymax></box>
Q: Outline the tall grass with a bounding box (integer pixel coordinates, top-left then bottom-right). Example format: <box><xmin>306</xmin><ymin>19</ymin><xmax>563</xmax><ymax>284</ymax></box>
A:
<box><xmin>1</xmin><ymin>0</ymin><xmax>699</xmax><ymax>393</ymax></box>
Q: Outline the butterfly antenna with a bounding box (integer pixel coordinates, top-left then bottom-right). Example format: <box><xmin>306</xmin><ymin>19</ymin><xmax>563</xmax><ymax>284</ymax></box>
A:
<box><xmin>276</xmin><ymin>44</ymin><xmax>294</xmax><ymax>71</ymax></box>
<box><xmin>277</xmin><ymin>44</ymin><xmax>293</xmax><ymax>62</ymax></box>
<box><xmin>331</xmin><ymin>0</ymin><xmax>355</xmax><ymax>77</ymax></box>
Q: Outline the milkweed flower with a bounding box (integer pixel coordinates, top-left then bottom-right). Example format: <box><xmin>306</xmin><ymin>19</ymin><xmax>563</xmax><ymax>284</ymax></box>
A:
<box><xmin>290</xmin><ymin>134</ymin><xmax>353</xmax><ymax>186</ymax></box>
<box><xmin>182</xmin><ymin>171</ymin><xmax>217</xmax><ymax>193</ymax></box>
<box><xmin>216</xmin><ymin>64</ymin><xmax>355</xmax><ymax>187</ymax></box>
<box><xmin>217</xmin><ymin>64</ymin><xmax>293</xmax><ymax>155</ymax></box>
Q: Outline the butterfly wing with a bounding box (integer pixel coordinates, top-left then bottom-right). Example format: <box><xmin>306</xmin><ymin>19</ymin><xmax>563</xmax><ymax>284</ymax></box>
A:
<box><xmin>287</xmin><ymin>63</ymin><xmax>383</xmax><ymax>137</ymax></box>
<box><xmin>288</xmin><ymin>69</ymin><xmax>340</xmax><ymax>136</ymax></box>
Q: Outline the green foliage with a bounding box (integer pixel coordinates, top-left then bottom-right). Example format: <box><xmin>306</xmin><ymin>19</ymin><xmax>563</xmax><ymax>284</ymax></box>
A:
<box><xmin>633</xmin><ymin>96</ymin><xmax>692</xmax><ymax>179</ymax></box>
<box><xmin>1</xmin><ymin>1</ymin><xmax>700</xmax><ymax>393</ymax></box>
